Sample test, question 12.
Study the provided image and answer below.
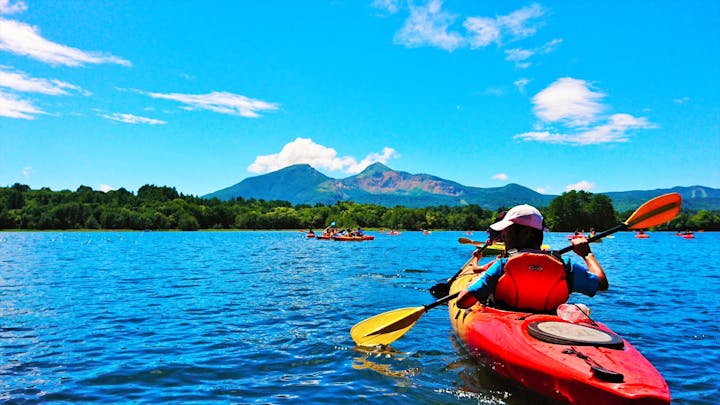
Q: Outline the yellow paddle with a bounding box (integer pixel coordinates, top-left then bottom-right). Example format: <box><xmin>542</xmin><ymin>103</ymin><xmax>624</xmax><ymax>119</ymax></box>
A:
<box><xmin>350</xmin><ymin>193</ymin><xmax>682</xmax><ymax>347</ymax></box>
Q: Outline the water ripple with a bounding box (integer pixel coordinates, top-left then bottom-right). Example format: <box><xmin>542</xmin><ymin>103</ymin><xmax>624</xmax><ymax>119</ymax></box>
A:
<box><xmin>0</xmin><ymin>231</ymin><xmax>718</xmax><ymax>403</ymax></box>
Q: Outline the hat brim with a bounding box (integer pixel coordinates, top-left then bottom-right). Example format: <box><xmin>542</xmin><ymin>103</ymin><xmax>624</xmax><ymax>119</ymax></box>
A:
<box><xmin>490</xmin><ymin>219</ymin><xmax>514</xmax><ymax>231</ymax></box>
<box><xmin>490</xmin><ymin>218</ymin><xmax>549</xmax><ymax>232</ymax></box>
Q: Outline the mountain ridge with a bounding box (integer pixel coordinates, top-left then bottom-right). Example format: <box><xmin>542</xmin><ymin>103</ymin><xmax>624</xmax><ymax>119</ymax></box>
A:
<box><xmin>204</xmin><ymin>164</ymin><xmax>720</xmax><ymax>211</ymax></box>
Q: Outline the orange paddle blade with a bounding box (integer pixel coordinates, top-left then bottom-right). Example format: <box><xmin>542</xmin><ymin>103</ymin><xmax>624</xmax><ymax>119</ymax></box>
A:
<box><xmin>624</xmin><ymin>193</ymin><xmax>682</xmax><ymax>229</ymax></box>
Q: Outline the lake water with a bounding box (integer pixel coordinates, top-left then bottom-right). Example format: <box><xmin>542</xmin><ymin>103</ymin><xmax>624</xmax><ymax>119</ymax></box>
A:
<box><xmin>1</xmin><ymin>230</ymin><xmax>718</xmax><ymax>404</ymax></box>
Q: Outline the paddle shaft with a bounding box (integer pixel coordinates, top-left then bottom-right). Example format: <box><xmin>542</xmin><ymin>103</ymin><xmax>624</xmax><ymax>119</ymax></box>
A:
<box><xmin>425</xmin><ymin>292</ymin><xmax>460</xmax><ymax>311</ymax></box>
<box><xmin>557</xmin><ymin>223</ymin><xmax>626</xmax><ymax>255</ymax></box>
<box><xmin>448</xmin><ymin>244</ymin><xmax>488</xmax><ymax>281</ymax></box>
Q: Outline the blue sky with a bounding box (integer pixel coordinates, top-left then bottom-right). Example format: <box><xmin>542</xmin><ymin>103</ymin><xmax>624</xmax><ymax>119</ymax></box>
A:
<box><xmin>1</xmin><ymin>0</ymin><xmax>718</xmax><ymax>197</ymax></box>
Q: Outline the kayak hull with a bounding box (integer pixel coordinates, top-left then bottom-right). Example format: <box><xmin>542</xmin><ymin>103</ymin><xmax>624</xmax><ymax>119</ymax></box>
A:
<box><xmin>448</xmin><ymin>273</ymin><xmax>670</xmax><ymax>404</ymax></box>
<box><xmin>332</xmin><ymin>235</ymin><xmax>374</xmax><ymax>241</ymax></box>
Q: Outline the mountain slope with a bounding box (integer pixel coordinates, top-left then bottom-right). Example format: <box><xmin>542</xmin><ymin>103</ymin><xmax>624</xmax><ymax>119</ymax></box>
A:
<box><xmin>204</xmin><ymin>164</ymin><xmax>335</xmax><ymax>202</ymax></box>
<box><xmin>604</xmin><ymin>186</ymin><xmax>720</xmax><ymax>211</ymax></box>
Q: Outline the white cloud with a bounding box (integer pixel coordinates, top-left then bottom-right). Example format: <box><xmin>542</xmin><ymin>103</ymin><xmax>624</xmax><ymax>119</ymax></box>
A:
<box><xmin>492</xmin><ymin>173</ymin><xmax>508</xmax><ymax>181</ymax></box>
<box><xmin>248</xmin><ymin>137</ymin><xmax>398</xmax><ymax>174</ymax></box>
<box><xmin>514</xmin><ymin>78</ymin><xmax>530</xmax><ymax>92</ymax></box>
<box><xmin>142</xmin><ymin>90</ymin><xmax>279</xmax><ymax>118</ymax></box>
<box><xmin>393</xmin><ymin>0</ymin><xmax>464</xmax><ymax>51</ymax></box>
<box><xmin>387</xmin><ymin>2</ymin><xmax>549</xmax><ymax>59</ymax></box>
<box><xmin>517</xmin><ymin>78</ymin><xmax>656</xmax><ymax>145</ymax></box>
<box><xmin>0</xmin><ymin>0</ymin><xmax>27</xmax><ymax>15</ymax></box>
<box><xmin>514</xmin><ymin>113</ymin><xmax>654</xmax><ymax>145</ymax></box>
<box><xmin>99</xmin><ymin>184</ymin><xmax>115</xmax><ymax>192</ymax></box>
<box><xmin>371</xmin><ymin>0</ymin><xmax>402</xmax><ymax>14</ymax></box>
<box><xmin>100</xmin><ymin>112</ymin><xmax>166</xmax><ymax>125</ymax></box>
<box><xmin>505</xmin><ymin>48</ymin><xmax>533</xmax><ymax>62</ymax></box>
<box><xmin>464</xmin><ymin>3</ymin><xmax>546</xmax><ymax>48</ymax></box>
<box><xmin>0</xmin><ymin>66</ymin><xmax>84</xmax><ymax>95</ymax></box>
<box><xmin>673</xmin><ymin>96</ymin><xmax>690</xmax><ymax>104</ymax></box>
<box><xmin>571</xmin><ymin>113</ymin><xmax>655</xmax><ymax>145</ymax></box>
<box><xmin>0</xmin><ymin>89</ymin><xmax>42</xmax><ymax>118</ymax></box>
<box><xmin>535</xmin><ymin>186</ymin><xmax>551</xmax><ymax>194</ymax></box>
<box><xmin>497</xmin><ymin>3</ymin><xmax>545</xmax><ymax>38</ymax></box>
<box><xmin>504</xmin><ymin>38</ymin><xmax>562</xmax><ymax>67</ymax></box>
<box><xmin>0</xmin><ymin>18</ymin><xmax>131</xmax><ymax>67</ymax></box>
<box><xmin>22</xmin><ymin>165</ymin><xmax>31</xmax><ymax>177</ymax></box>
<box><xmin>463</xmin><ymin>16</ymin><xmax>500</xmax><ymax>48</ymax></box>
<box><xmin>565</xmin><ymin>181</ymin><xmax>595</xmax><ymax>192</ymax></box>
<box><xmin>532</xmin><ymin>77</ymin><xmax>605</xmax><ymax>127</ymax></box>
<box><xmin>539</xmin><ymin>38</ymin><xmax>563</xmax><ymax>53</ymax></box>
<box><xmin>514</xmin><ymin>130</ymin><xmax>567</xmax><ymax>143</ymax></box>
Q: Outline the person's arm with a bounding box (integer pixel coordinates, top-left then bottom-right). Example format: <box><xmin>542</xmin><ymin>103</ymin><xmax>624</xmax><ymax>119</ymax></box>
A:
<box><xmin>571</xmin><ymin>237</ymin><xmax>609</xmax><ymax>291</ymax></box>
<box><xmin>469</xmin><ymin>250</ymin><xmax>486</xmax><ymax>272</ymax></box>
<box><xmin>456</xmin><ymin>260</ymin><xmax>502</xmax><ymax>308</ymax></box>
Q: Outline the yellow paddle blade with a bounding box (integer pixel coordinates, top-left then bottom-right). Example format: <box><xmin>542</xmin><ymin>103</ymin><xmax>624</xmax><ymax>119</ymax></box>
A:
<box><xmin>624</xmin><ymin>193</ymin><xmax>682</xmax><ymax>229</ymax></box>
<box><xmin>350</xmin><ymin>306</ymin><xmax>426</xmax><ymax>347</ymax></box>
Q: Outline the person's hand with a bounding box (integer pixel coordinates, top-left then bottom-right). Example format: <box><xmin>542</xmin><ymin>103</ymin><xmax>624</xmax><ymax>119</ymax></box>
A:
<box><xmin>571</xmin><ymin>236</ymin><xmax>591</xmax><ymax>258</ymax></box>
<box><xmin>456</xmin><ymin>288</ymin><xmax>478</xmax><ymax>309</ymax></box>
<box><xmin>472</xmin><ymin>249</ymin><xmax>483</xmax><ymax>258</ymax></box>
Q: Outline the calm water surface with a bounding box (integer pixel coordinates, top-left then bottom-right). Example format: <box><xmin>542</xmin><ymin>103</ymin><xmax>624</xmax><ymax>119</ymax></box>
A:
<box><xmin>1</xmin><ymin>231</ymin><xmax>718</xmax><ymax>404</ymax></box>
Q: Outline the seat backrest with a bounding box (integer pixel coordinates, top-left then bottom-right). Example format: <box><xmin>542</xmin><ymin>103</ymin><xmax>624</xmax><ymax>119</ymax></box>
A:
<box><xmin>494</xmin><ymin>252</ymin><xmax>569</xmax><ymax>312</ymax></box>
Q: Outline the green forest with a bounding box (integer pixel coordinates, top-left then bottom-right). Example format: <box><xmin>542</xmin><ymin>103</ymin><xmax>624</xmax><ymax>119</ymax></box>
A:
<box><xmin>1</xmin><ymin>183</ymin><xmax>717</xmax><ymax>232</ymax></box>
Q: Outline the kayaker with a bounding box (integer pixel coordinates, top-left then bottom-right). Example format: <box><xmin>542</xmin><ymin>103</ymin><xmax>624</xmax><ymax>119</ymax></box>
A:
<box><xmin>456</xmin><ymin>204</ymin><xmax>608</xmax><ymax>312</ymax></box>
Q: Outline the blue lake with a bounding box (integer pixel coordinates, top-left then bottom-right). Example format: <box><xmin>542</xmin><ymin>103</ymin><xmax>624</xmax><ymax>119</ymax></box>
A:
<box><xmin>1</xmin><ymin>230</ymin><xmax>718</xmax><ymax>404</ymax></box>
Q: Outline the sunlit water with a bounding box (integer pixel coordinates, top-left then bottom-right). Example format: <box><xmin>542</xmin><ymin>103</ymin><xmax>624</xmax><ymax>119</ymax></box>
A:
<box><xmin>1</xmin><ymin>231</ymin><xmax>718</xmax><ymax>404</ymax></box>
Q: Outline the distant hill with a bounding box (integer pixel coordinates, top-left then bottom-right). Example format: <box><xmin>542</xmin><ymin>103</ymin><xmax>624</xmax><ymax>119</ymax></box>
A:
<box><xmin>204</xmin><ymin>163</ymin><xmax>720</xmax><ymax>211</ymax></box>
<box><xmin>604</xmin><ymin>186</ymin><xmax>720</xmax><ymax>211</ymax></box>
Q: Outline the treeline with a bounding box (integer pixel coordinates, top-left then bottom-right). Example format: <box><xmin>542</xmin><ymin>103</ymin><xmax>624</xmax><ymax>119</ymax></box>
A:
<box><xmin>0</xmin><ymin>184</ymin><xmax>717</xmax><ymax>231</ymax></box>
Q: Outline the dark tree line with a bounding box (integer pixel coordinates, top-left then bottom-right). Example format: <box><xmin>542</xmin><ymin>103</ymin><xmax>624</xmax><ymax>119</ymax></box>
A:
<box><xmin>0</xmin><ymin>184</ymin><xmax>717</xmax><ymax>231</ymax></box>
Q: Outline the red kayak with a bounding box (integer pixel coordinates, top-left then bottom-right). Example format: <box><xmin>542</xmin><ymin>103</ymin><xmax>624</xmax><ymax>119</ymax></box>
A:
<box><xmin>635</xmin><ymin>233</ymin><xmax>650</xmax><ymax>239</ymax></box>
<box><xmin>332</xmin><ymin>235</ymin><xmax>374</xmax><ymax>241</ymax></box>
<box><xmin>448</xmin><ymin>272</ymin><xmax>670</xmax><ymax>404</ymax></box>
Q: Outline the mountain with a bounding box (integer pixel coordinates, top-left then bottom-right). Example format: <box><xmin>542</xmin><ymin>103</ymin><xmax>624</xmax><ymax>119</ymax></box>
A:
<box><xmin>204</xmin><ymin>163</ymin><xmax>554</xmax><ymax>208</ymax></box>
<box><xmin>204</xmin><ymin>163</ymin><xmax>720</xmax><ymax>211</ymax></box>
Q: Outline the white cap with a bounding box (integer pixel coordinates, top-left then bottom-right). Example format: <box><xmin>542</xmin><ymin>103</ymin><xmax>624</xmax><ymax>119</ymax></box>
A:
<box><xmin>490</xmin><ymin>204</ymin><xmax>548</xmax><ymax>231</ymax></box>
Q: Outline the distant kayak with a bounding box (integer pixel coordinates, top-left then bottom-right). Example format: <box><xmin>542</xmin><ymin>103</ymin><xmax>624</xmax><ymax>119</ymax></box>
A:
<box><xmin>635</xmin><ymin>233</ymin><xmax>650</xmax><ymax>239</ymax></box>
<box><xmin>333</xmin><ymin>235</ymin><xmax>374</xmax><ymax>241</ymax></box>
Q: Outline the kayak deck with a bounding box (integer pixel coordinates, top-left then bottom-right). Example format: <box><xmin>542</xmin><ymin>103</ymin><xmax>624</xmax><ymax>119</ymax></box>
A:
<box><xmin>448</xmin><ymin>272</ymin><xmax>670</xmax><ymax>404</ymax></box>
